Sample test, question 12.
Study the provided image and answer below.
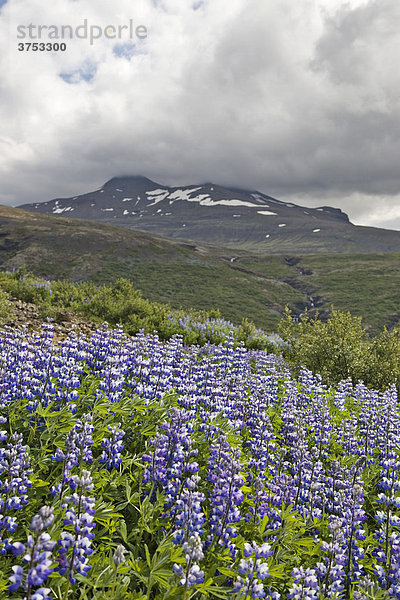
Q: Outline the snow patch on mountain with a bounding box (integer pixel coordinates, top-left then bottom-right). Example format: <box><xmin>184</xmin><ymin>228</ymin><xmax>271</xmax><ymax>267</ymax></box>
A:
<box><xmin>168</xmin><ymin>188</ymin><xmax>202</xmax><ymax>202</ymax></box>
<box><xmin>187</xmin><ymin>194</ymin><xmax>213</xmax><ymax>204</ymax></box>
<box><xmin>146</xmin><ymin>189</ymin><xmax>170</xmax><ymax>206</ymax></box>
<box><xmin>206</xmin><ymin>198</ymin><xmax>258</xmax><ymax>207</ymax></box>
<box><xmin>160</xmin><ymin>187</ymin><xmax>262</xmax><ymax>208</ymax></box>
<box><xmin>53</xmin><ymin>206</ymin><xmax>73</xmax><ymax>214</ymax></box>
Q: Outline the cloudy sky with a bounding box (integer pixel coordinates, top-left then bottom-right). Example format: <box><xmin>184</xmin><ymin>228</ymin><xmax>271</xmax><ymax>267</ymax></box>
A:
<box><xmin>0</xmin><ymin>0</ymin><xmax>399</xmax><ymax>229</ymax></box>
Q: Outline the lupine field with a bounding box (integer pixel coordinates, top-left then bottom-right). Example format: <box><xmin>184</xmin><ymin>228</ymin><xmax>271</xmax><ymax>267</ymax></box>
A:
<box><xmin>0</xmin><ymin>321</ymin><xmax>399</xmax><ymax>600</ymax></box>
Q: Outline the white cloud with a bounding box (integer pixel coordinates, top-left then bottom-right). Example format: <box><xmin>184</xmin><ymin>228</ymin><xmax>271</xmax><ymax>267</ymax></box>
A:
<box><xmin>0</xmin><ymin>0</ymin><xmax>399</xmax><ymax>229</ymax></box>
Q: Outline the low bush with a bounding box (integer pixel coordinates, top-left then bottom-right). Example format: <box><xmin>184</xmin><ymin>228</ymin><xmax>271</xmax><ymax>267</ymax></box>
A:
<box><xmin>278</xmin><ymin>307</ymin><xmax>400</xmax><ymax>391</ymax></box>
<box><xmin>0</xmin><ymin>270</ymin><xmax>273</xmax><ymax>349</ymax></box>
<box><xmin>0</xmin><ymin>287</ymin><xmax>13</xmax><ymax>324</ymax></box>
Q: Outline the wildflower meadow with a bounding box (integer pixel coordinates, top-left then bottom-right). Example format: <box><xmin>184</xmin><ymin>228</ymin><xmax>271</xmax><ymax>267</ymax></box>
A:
<box><xmin>0</xmin><ymin>319</ymin><xmax>399</xmax><ymax>599</ymax></box>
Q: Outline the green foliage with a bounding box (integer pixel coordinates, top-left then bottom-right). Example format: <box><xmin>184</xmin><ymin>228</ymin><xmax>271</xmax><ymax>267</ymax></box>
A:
<box><xmin>0</xmin><ymin>288</ymin><xmax>13</xmax><ymax>324</ymax></box>
<box><xmin>367</xmin><ymin>327</ymin><xmax>400</xmax><ymax>391</ymax></box>
<box><xmin>77</xmin><ymin>278</ymin><xmax>169</xmax><ymax>334</ymax></box>
<box><xmin>278</xmin><ymin>308</ymin><xmax>368</xmax><ymax>386</ymax></box>
<box><xmin>0</xmin><ymin>270</ymin><xmax>272</xmax><ymax>349</ymax></box>
<box><xmin>278</xmin><ymin>307</ymin><xmax>400</xmax><ymax>391</ymax></box>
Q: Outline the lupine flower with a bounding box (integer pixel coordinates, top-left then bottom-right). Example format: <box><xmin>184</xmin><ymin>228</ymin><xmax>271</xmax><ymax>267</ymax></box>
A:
<box><xmin>317</xmin><ymin>516</ymin><xmax>347</xmax><ymax>596</ymax></box>
<box><xmin>99</xmin><ymin>424</ymin><xmax>125</xmax><ymax>470</ymax></box>
<box><xmin>142</xmin><ymin>408</ymin><xmax>199</xmax><ymax>509</ymax></box>
<box><xmin>173</xmin><ymin>533</ymin><xmax>204</xmax><ymax>588</ymax></box>
<box><xmin>113</xmin><ymin>544</ymin><xmax>128</xmax><ymax>567</ymax></box>
<box><xmin>3</xmin><ymin>318</ymin><xmax>400</xmax><ymax>597</ymax></box>
<box><xmin>233</xmin><ymin>542</ymin><xmax>273</xmax><ymax>598</ymax></box>
<box><xmin>57</xmin><ymin>470</ymin><xmax>95</xmax><ymax>583</ymax></box>
<box><xmin>287</xmin><ymin>567</ymin><xmax>320</xmax><ymax>599</ymax></box>
<box><xmin>51</xmin><ymin>415</ymin><xmax>94</xmax><ymax>497</ymax></box>
<box><xmin>30</xmin><ymin>588</ymin><xmax>52</xmax><ymax>600</ymax></box>
<box><xmin>206</xmin><ymin>437</ymin><xmax>244</xmax><ymax>557</ymax></box>
<box><xmin>170</xmin><ymin>474</ymin><xmax>206</xmax><ymax>544</ymax></box>
<box><xmin>0</xmin><ymin>431</ymin><xmax>32</xmax><ymax>546</ymax></box>
<box><xmin>8</xmin><ymin>506</ymin><xmax>56</xmax><ymax>596</ymax></box>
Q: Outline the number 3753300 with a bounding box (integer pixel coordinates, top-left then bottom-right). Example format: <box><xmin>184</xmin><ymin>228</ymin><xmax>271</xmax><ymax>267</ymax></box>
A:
<box><xmin>18</xmin><ymin>42</ymin><xmax>67</xmax><ymax>51</ymax></box>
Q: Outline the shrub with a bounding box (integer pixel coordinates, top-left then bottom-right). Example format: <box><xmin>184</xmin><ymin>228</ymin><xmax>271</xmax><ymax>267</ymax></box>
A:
<box><xmin>0</xmin><ymin>270</ymin><xmax>272</xmax><ymax>349</ymax></box>
<box><xmin>367</xmin><ymin>327</ymin><xmax>400</xmax><ymax>391</ymax></box>
<box><xmin>0</xmin><ymin>288</ymin><xmax>13</xmax><ymax>324</ymax></box>
<box><xmin>278</xmin><ymin>307</ymin><xmax>369</xmax><ymax>386</ymax></box>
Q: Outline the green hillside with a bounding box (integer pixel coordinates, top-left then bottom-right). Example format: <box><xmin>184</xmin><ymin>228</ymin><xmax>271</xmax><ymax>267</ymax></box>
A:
<box><xmin>1</xmin><ymin>205</ymin><xmax>400</xmax><ymax>333</ymax></box>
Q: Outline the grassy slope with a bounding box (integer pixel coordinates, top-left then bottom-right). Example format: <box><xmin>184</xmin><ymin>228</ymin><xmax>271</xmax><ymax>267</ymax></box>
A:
<box><xmin>237</xmin><ymin>253</ymin><xmax>400</xmax><ymax>333</ymax></box>
<box><xmin>1</xmin><ymin>205</ymin><xmax>400</xmax><ymax>333</ymax></box>
<box><xmin>300</xmin><ymin>253</ymin><xmax>400</xmax><ymax>332</ymax></box>
<box><xmin>0</xmin><ymin>205</ymin><xmax>305</xmax><ymax>330</ymax></box>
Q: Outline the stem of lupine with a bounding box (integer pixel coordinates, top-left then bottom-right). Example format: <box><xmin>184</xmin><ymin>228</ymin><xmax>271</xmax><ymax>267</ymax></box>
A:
<box><xmin>63</xmin><ymin>579</ymin><xmax>70</xmax><ymax>600</ymax></box>
<box><xmin>111</xmin><ymin>566</ymin><xmax>118</xmax><ymax>600</ymax></box>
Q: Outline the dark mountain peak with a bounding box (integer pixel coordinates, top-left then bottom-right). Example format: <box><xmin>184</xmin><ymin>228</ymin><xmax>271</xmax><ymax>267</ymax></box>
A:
<box><xmin>103</xmin><ymin>175</ymin><xmax>162</xmax><ymax>190</ymax></box>
<box><xmin>315</xmin><ymin>206</ymin><xmax>349</xmax><ymax>223</ymax></box>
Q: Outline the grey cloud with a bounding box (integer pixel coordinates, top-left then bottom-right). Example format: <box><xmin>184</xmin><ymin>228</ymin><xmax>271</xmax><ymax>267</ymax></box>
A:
<box><xmin>312</xmin><ymin>0</ymin><xmax>400</xmax><ymax>87</ymax></box>
<box><xmin>0</xmin><ymin>0</ymin><xmax>399</xmax><ymax>230</ymax></box>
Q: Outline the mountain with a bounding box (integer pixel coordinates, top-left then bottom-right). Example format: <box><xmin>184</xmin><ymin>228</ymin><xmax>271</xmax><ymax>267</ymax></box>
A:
<box><xmin>19</xmin><ymin>175</ymin><xmax>400</xmax><ymax>253</ymax></box>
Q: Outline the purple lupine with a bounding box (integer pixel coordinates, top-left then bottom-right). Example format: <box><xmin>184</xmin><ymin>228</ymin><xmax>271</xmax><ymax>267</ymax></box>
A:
<box><xmin>316</xmin><ymin>516</ymin><xmax>347</xmax><ymax>597</ymax></box>
<box><xmin>169</xmin><ymin>474</ymin><xmax>206</xmax><ymax>544</ymax></box>
<box><xmin>173</xmin><ymin>532</ymin><xmax>204</xmax><ymax>589</ymax></box>
<box><xmin>9</xmin><ymin>506</ymin><xmax>56</xmax><ymax>598</ymax></box>
<box><xmin>51</xmin><ymin>414</ymin><xmax>94</xmax><ymax>497</ymax></box>
<box><xmin>5</xmin><ymin>319</ymin><xmax>400</xmax><ymax>596</ymax></box>
<box><xmin>57</xmin><ymin>470</ymin><xmax>96</xmax><ymax>583</ymax></box>
<box><xmin>86</xmin><ymin>324</ymin><xmax>130</xmax><ymax>403</ymax></box>
<box><xmin>372</xmin><ymin>388</ymin><xmax>400</xmax><ymax>596</ymax></box>
<box><xmin>287</xmin><ymin>567</ymin><xmax>320</xmax><ymax>599</ymax></box>
<box><xmin>233</xmin><ymin>541</ymin><xmax>273</xmax><ymax>599</ymax></box>
<box><xmin>206</xmin><ymin>436</ymin><xmax>244</xmax><ymax>557</ymax></box>
<box><xmin>341</xmin><ymin>475</ymin><xmax>367</xmax><ymax>593</ymax></box>
<box><xmin>333</xmin><ymin>378</ymin><xmax>353</xmax><ymax>411</ymax></box>
<box><xmin>99</xmin><ymin>423</ymin><xmax>125</xmax><ymax>470</ymax></box>
<box><xmin>0</xmin><ymin>432</ymin><xmax>32</xmax><ymax>548</ymax></box>
<box><xmin>355</xmin><ymin>389</ymin><xmax>380</xmax><ymax>466</ymax></box>
<box><xmin>142</xmin><ymin>408</ymin><xmax>199</xmax><ymax>508</ymax></box>
<box><xmin>243</xmin><ymin>408</ymin><xmax>279</xmax><ymax>526</ymax></box>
